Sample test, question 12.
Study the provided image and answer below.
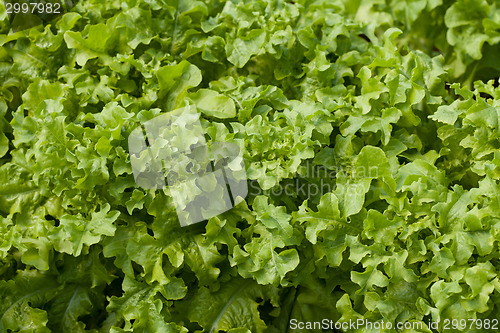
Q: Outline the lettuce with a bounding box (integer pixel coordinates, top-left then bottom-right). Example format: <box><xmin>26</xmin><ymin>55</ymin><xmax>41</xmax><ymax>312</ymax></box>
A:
<box><xmin>1</xmin><ymin>0</ymin><xmax>500</xmax><ymax>332</ymax></box>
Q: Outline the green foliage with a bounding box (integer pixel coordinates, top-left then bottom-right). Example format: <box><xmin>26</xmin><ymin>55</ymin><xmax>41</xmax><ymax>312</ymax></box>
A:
<box><xmin>1</xmin><ymin>0</ymin><xmax>500</xmax><ymax>332</ymax></box>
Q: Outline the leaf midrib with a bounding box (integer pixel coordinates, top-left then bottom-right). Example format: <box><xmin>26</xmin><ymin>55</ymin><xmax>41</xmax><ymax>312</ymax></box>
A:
<box><xmin>208</xmin><ymin>279</ymin><xmax>249</xmax><ymax>333</ymax></box>
<box><xmin>0</xmin><ymin>285</ymin><xmax>59</xmax><ymax>327</ymax></box>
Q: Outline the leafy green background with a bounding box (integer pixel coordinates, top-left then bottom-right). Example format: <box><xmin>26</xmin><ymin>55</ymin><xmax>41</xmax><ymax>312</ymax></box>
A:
<box><xmin>1</xmin><ymin>0</ymin><xmax>500</xmax><ymax>332</ymax></box>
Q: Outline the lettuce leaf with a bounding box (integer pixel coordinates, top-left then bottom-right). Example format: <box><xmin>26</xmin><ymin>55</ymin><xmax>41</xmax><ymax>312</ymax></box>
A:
<box><xmin>1</xmin><ymin>0</ymin><xmax>500</xmax><ymax>332</ymax></box>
